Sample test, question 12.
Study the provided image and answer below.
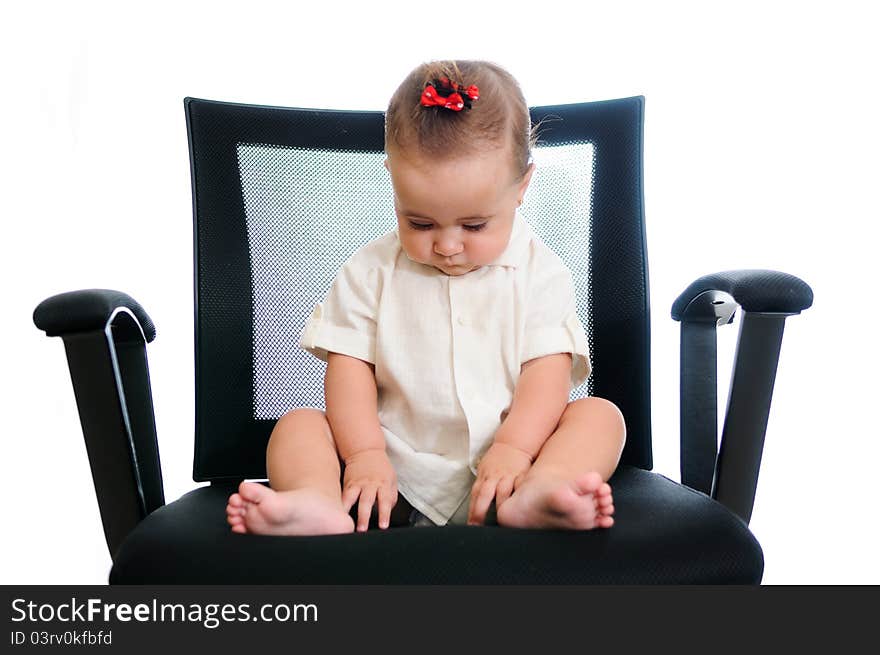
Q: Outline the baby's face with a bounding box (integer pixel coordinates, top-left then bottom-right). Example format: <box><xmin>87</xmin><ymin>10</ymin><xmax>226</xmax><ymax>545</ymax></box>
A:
<box><xmin>384</xmin><ymin>146</ymin><xmax>534</xmax><ymax>276</ymax></box>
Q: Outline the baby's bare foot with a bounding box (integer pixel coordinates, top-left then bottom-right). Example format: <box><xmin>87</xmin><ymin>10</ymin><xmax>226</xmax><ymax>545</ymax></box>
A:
<box><xmin>495</xmin><ymin>471</ymin><xmax>615</xmax><ymax>530</ymax></box>
<box><xmin>226</xmin><ymin>481</ymin><xmax>355</xmax><ymax>536</ymax></box>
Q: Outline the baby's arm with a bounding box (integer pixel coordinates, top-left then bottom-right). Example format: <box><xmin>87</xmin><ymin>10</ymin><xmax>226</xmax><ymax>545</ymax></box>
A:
<box><xmin>467</xmin><ymin>353</ymin><xmax>572</xmax><ymax>523</ymax></box>
<box><xmin>325</xmin><ymin>352</ymin><xmax>385</xmax><ymax>459</ymax></box>
<box><xmin>493</xmin><ymin>352</ymin><xmax>573</xmax><ymax>459</ymax></box>
<box><xmin>325</xmin><ymin>352</ymin><xmax>397</xmax><ymax>530</ymax></box>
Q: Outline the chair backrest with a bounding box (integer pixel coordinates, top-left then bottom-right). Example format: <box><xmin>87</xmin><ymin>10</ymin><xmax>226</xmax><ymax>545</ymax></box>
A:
<box><xmin>184</xmin><ymin>95</ymin><xmax>651</xmax><ymax>482</ymax></box>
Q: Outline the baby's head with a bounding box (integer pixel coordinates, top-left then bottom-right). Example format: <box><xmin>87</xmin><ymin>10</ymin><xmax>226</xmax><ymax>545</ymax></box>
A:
<box><xmin>384</xmin><ymin>60</ymin><xmax>537</xmax><ymax>276</ymax></box>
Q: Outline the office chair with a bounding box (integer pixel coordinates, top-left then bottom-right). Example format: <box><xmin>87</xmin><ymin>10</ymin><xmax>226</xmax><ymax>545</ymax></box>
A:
<box><xmin>33</xmin><ymin>96</ymin><xmax>813</xmax><ymax>583</ymax></box>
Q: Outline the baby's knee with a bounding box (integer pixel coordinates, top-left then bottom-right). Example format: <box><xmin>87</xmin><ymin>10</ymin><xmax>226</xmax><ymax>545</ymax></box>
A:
<box><xmin>271</xmin><ymin>407</ymin><xmax>335</xmax><ymax>446</ymax></box>
<box><xmin>278</xmin><ymin>406</ymin><xmax>326</xmax><ymax>424</ymax></box>
<box><xmin>564</xmin><ymin>397</ymin><xmax>626</xmax><ymax>440</ymax></box>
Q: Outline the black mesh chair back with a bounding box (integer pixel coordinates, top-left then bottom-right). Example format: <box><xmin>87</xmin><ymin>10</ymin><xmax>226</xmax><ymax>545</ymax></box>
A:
<box><xmin>185</xmin><ymin>96</ymin><xmax>652</xmax><ymax>482</ymax></box>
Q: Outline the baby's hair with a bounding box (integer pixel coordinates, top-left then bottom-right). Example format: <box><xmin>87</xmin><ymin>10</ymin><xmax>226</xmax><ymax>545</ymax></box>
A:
<box><xmin>385</xmin><ymin>59</ymin><xmax>539</xmax><ymax>183</ymax></box>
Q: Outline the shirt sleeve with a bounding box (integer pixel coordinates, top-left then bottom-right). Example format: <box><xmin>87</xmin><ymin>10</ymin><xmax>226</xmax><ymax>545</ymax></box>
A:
<box><xmin>520</xmin><ymin>255</ymin><xmax>592</xmax><ymax>390</ymax></box>
<box><xmin>299</xmin><ymin>252</ymin><xmax>381</xmax><ymax>365</ymax></box>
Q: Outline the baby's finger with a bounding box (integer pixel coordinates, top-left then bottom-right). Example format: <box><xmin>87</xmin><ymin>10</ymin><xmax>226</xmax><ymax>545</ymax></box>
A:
<box><xmin>468</xmin><ymin>478</ymin><xmax>499</xmax><ymax>525</ymax></box>
<box><xmin>376</xmin><ymin>485</ymin><xmax>395</xmax><ymax>529</ymax></box>
<box><xmin>466</xmin><ymin>477</ymin><xmax>489</xmax><ymax>522</ymax></box>
<box><xmin>341</xmin><ymin>485</ymin><xmax>361</xmax><ymax>514</ymax></box>
<box><xmin>495</xmin><ymin>477</ymin><xmax>515</xmax><ymax>509</ymax></box>
<box><xmin>467</xmin><ymin>483</ymin><xmax>480</xmax><ymax>524</ymax></box>
<box><xmin>356</xmin><ymin>486</ymin><xmax>378</xmax><ymax>532</ymax></box>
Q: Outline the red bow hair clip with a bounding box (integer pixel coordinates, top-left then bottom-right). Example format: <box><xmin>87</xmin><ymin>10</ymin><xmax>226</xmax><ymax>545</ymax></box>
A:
<box><xmin>421</xmin><ymin>77</ymin><xmax>480</xmax><ymax>112</ymax></box>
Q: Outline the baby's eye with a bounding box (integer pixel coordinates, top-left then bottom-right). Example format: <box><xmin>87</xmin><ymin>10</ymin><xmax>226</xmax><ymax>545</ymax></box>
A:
<box><xmin>406</xmin><ymin>220</ymin><xmax>488</xmax><ymax>232</ymax></box>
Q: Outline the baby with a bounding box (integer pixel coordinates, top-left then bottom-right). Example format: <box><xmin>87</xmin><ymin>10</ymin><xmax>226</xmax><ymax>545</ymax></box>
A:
<box><xmin>226</xmin><ymin>59</ymin><xmax>626</xmax><ymax>535</ymax></box>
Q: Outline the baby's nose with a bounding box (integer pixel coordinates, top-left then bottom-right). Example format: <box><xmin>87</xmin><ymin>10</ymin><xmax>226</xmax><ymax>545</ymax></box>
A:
<box><xmin>434</xmin><ymin>239</ymin><xmax>463</xmax><ymax>257</ymax></box>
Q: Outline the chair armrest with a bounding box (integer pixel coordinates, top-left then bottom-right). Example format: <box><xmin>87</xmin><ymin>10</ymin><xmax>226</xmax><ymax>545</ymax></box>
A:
<box><xmin>672</xmin><ymin>270</ymin><xmax>813</xmax><ymax>524</ymax></box>
<box><xmin>34</xmin><ymin>289</ymin><xmax>165</xmax><ymax>559</ymax></box>
<box><xmin>671</xmin><ymin>269</ymin><xmax>813</xmax><ymax>320</ymax></box>
<box><xmin>34</xmin><ymin>288</ymin><xmax>157</xmax><ymax>342</ymax></box>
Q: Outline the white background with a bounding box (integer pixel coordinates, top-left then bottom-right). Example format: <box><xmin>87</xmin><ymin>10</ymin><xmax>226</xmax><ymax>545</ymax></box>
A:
<box><xmin>2</xmin><ymin>0</ymin><xmax>877</xmax><ymax>584</ymax></box>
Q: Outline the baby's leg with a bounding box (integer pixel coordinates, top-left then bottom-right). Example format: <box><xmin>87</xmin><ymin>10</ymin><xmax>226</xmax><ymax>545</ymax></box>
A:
<box><xmin>226</xmin><ymin>408</ymin><xmax>355</xmax><ymax>536</ymax></box>
<box><xmin>496</xmin><ymin>397</ymin><xmax>625</xmax><ymax>530</ymax></box>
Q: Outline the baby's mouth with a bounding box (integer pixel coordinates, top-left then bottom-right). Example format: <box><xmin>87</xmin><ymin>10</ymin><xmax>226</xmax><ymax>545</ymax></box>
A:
<box><xmin>438</xmin><ymin>261</ymin><xmax>480</xmax><ymax>275</ymax></box>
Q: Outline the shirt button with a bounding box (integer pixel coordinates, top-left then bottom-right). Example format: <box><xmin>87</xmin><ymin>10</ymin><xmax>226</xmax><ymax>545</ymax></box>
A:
<box><xmin>457</xmin><ymin>316</ymin><xmax>467</xmax><ymax>326</ymax></box>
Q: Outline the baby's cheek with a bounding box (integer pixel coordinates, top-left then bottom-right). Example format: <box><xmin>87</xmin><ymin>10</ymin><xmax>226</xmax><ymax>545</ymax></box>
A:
<box><xmin>478</xmin><ymin>239</ymin><xmax>507</xmax><ymax>263</ymax></box>
<box><xmin>401</xmin><ymin>236</ymin><xmax>428</xmax><ymax>263</ymax></box>
<box><xmin>419</xmin><ymin>237</ymin><xmax>436</xmax><ymax>259</ymax></box>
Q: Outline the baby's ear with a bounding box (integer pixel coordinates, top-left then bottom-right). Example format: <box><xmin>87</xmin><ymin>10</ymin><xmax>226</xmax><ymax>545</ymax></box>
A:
<box><xmin>383</xmin><ymin>158</ymin><xmax>390</xmax><ymax>172</ymax></box>
<box><xmin>521</xmin><ymin>162</ymin><xmax>536</xmax><ymax>188</ymax></box>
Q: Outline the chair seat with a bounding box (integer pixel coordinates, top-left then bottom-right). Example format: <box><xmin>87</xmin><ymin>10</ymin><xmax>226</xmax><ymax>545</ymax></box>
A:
<box><xmin>110</xmin><ymin>465</ymin><xmax>762</xmax><ymax>584</ymax></box>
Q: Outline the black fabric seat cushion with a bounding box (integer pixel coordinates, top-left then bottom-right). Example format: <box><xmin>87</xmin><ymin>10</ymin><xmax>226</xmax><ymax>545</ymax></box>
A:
<box><xmin>110</xmin><ymin>465</ymin><xmax>762</xmax><ymax>584</ymax></box>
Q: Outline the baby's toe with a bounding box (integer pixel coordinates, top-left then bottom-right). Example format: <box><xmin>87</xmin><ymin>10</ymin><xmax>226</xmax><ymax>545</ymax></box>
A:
<box><xmin>228</xmin><ymin>493</ymin><xmax>244</xmax><ymax>508</ymax></box>
<box><xmin>597</xmin><ymin>515</ymin><xmax>614</xmax><ymax>528</ymax></box>
<box><xmin>238</xmin><ymin>481</ymin><xmax>270</xmax><ymax>503</ymax></box>
<box><xmin>573</xmin><ymin>472</ymin><xmax>603</xmax><ymax>496</ymax></box>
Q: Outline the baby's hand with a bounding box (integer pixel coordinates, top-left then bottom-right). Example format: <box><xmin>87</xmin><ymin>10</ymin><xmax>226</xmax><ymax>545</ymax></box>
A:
<box><xmin>341</xmin><ymin>448</ymin><xmax>398</xmax><ymax>532</ymax></box>
<box><xmin>467</xmin><ymin>442</ymin><xmax>533</xmax><ymax>525</ymax></box>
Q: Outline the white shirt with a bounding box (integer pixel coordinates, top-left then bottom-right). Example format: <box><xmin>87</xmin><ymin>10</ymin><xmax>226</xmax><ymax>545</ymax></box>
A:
<box><xmin>299</xmin><ymin>214</ymin><xmax>591</xmax><ymax>525</ymax></box>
